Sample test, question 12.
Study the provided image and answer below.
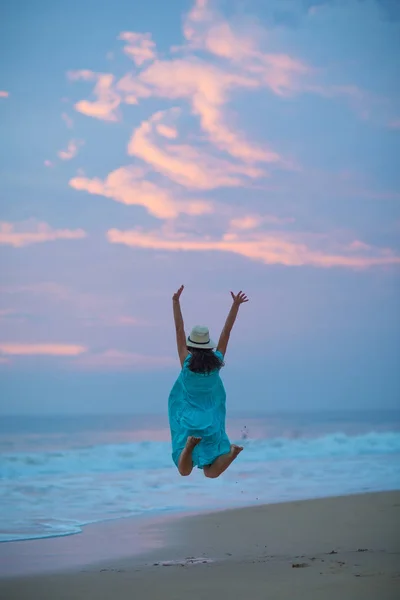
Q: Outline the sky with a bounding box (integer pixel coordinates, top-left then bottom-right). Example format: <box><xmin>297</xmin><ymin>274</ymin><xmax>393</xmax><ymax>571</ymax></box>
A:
<box><xmin>0</xmin><ymin>0</ymin><xmax>399</xmax><ymax>415</ymax></box>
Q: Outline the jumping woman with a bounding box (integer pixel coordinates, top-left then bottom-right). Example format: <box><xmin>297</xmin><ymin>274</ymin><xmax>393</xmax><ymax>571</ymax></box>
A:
<box><xmin>168</xmin><ymin>285</ymin><xmax>249</xmax><ymax>478</ymax></box>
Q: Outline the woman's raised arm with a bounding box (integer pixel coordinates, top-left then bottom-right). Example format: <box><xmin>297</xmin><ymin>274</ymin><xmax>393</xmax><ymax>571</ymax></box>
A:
<box><xmin>217</xmin><ymin>291</ymin><xmax>249</xmax><ymax>357</ymax></box>
<box><xmin>172</xmin><ymin>285</ymin><xmax>189</xmax><ymax>367</ymax></box>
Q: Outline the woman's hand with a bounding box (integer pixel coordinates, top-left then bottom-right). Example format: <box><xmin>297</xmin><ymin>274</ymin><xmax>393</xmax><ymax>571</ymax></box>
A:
<box><xmin>173</xmin><ymin>285</ymin><xmax>184</xmax><ymax>302</ymax></box>
<box><xmin>230</xmin><ymin>290</ymin><xmax>249</xmax><ymax>306</ymax></box>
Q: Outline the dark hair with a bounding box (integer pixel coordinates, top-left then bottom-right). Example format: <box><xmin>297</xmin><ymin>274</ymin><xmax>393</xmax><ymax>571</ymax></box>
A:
<box><xmin>186</xmin><ymin>347</ymin><xmax>224</xmax><ymax>374</ymax></box>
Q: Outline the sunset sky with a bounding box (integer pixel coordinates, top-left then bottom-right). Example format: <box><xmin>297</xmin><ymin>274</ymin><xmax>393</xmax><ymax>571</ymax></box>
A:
<box><xmin>1</xmin><ymin>0</ymin><xmax>399</xmax><ymax>414</ymax></box>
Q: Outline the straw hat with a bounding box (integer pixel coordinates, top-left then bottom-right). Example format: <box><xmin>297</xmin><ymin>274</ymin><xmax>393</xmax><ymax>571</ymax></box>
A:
<box><xmin>187</xmin><ymin>325</ymin><xmax>216</xmax><ymax>349</ymax></box>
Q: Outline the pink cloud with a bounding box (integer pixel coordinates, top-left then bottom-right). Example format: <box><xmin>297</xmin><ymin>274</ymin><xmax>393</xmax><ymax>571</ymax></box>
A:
<box><xmin>156</xmin><ymin>124</ymin><xmax>178</xmax><ymax>139</ymax></box>
<box><xmin>259</xmin><ymin>54</ymin><xmax>310</xmax><ymax>96</ymax></box>
<box><xmin>137</xmin><ymin>58</ymin><xmax>280</xmax><ymax>164</ymax></box>
<box><xmin>119</xmin><ymin>31</ymin><xmax>157</xmax><ymax>65</ymax></box>
<box><xmin>68</xmin><ymin>70</ymin><xmax>121</xmax><ymax>122</ymax></box>
<box><xmin>183</xmin><ymin>0</ymin><xmax>311</xmax><ymax>97</ymax></box>
<box><xmin>389</xmin><ymin>119</ymin><xmax>400</xmax><ymax>129</ymax></box>
<box><xmin>67</xmin><ymin>13</ymin><xmax>308</xmax><ymax>165</ymax></box>
<box><xmin>61</xmin><ymin>112</ymin><xmax>74</xmax><ymax>129</ymax></box>
<box><xmin>230</xmin><ymin>214</ymin><xmax>295</xmax><ymax>230</ymax></box>
<box><xmin>0</xmin><ymin>343</ymin><xmax>87</xmax><ymax>356</ymax></box>
<box><xmin>106</xmin><ymin>226</ymin><xmax>400</xmax><ymax>269</ymax></box>
<box><xmin>69</xmin><ymin>53</ymin><xmax>282</xmax><ymax>165</ymax></box>
<box><xmin>128</xmin><ymin>109</ymin><xmax>265</xmax><ymax>189</ymax></box>
<box><xmin>349</xmin><ymin>240</ymin><xmax>372</xmax><ymax>252</ymax></box>
<box><xmin>0</xmin><ymin>91</ymin><xmax>9</xmax><ymax>98</ymax></box>
<box><xmin>67</xmin><ymin>0</ymin><xmax>376</xmax><ymax>140</ymax></box>
<box><xmin>182</xmin><ymin>0</ymin><xmax>380</xmax><ymax>120</ymax></box>
<box><xmin>116</xmin><ymin>73</ymin><xmax>152</xmax><ymax>105</ymax></box>
<box><xmin>67</xmin><ymin>70</ymin><xmax>98</xmax><ymax>82</ymax></box>
<box><xmin>69</xmin><ymin>166</ymin><xmax>213</xmax><ymax>219</ymax></box>
<box><xmin>74</xmin><ymin>349</ymin><xmax>175</xmax><ymax>370</ymax></box>
<box><xmin>229</xmin><ymin>215</ymin><xmax>263</xmax><ymax>230</ymax></box>
<box><xmin>58</xmin><ymin>139</ymin><xmax>84</xmax><ymax>160</ymax></box>
<box><xmin>44</xmin><ymin>160</ymin><xmax>53</xmax><ymax>168</ymax></box>
<box><xmin>0</xmin><ymin>221</ymin><xmax>87</xmax><ymax>247</ymax></box>
<box><xmin>183</xmin><ymin>1</ymin><xmax>260</xmax><ymax>62</ymax></box>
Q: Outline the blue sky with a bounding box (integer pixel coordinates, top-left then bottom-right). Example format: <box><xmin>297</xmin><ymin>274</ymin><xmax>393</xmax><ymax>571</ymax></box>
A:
<box><xmin>1</xmin><ymin>0</ymin><xmax>399</xmax><ymax>414</ymax></box>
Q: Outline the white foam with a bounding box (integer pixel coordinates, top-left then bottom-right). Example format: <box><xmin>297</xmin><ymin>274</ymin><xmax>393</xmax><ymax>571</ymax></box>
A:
<box><xmin>1</xmin><ymin>431</ymin><xmax>399</xmax><ymax>543</ymax></box>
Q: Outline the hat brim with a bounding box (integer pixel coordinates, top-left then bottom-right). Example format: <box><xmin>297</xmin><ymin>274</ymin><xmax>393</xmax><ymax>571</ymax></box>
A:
<box><xmin>187</xmin><ymin>338</ymin><xmax>216</xmax><ymax>350</ymax></box>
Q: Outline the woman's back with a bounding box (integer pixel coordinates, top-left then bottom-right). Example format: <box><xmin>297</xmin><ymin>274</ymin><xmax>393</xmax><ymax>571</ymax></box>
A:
<box><xmin>180</xmin><ymin>350</ymin><xmax>225</xmax><ymax>401</ymax></box>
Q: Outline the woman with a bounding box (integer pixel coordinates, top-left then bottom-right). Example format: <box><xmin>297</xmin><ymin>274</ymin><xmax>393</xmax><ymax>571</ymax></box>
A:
<box><xmin>168</xmin><ymin>285</ymin><xmax>248</xmax><ymax>478</ymax></box>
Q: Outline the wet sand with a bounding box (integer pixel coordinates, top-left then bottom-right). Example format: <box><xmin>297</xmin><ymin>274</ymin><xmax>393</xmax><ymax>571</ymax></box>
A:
<box><xmin>1</xmin><ymin>491</ymin><xmax>399</xmax><ymax>599</ymax></box>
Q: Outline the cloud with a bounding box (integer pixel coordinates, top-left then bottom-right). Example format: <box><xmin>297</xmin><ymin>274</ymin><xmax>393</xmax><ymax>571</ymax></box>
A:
<box><xmin>109</xmin><ymin>316</ymin><xmax>146</xmax><ymax>326</ymax></box>
<box><xmin>69</xmin><ymin>166</ymin><xmax>213</xmax><ymax>219</ymax></box>
<box><xmin>61</xmin><ymin>112</ymin><xmax>74</xmax><ymax>128</ymax></box>
<box><xmin>156</xmin><ymin>124</ymin><xmax>178</xmax><ymax>139</ymax></box>
<box><xmin>74</xmin><ymin>349</ymin><xmax>175</xmax><ymax>370</ymax></box>
<box><xmin>388</xmin><ymin>118</ymin><xmax>400</xmax><ymax>129</ymax></box>
<box><xmin>116</xmin><ymin>73</ymin><xmax>152</xmax><ymax>105</ymax></box>
<box><xmin>137</xmin><ymin>57</ymin><xmax>281</xmax><ymax>164</ymax></box>
<box><xmin>0</xmin><ymin>343</ymin><xmax>87</xmax><ymax>356</ymax></box>
<box><xmin>57</xmin><ymin>139</ymin><xmax>84</xmax><ymax>160</ymax></box>
<box><xmin>0</xmin><ymin>221</ymin><xmax>87</xmax><ymax>247</ymax></box>
<box><xmin>69</xmin><ymin>54</ymin><xmax>284</xmax><ymax>164</ymax></box>
<box><xmin>67</xmin><ymin>0</ymin><xmax>380</xmax><ymax>135</ymax></box>
<box><xmin>306</xmin><ymin>83</ymin><xmax>375</xmax><ymax>120</ymax></box>
<box><xmin>182</xmin><ymin>0</ymin><xmax>380</xmax><ymax>122</ymax></box>
<box><xmin>230</xmin><ymin>215</ymin><xmax>264</xmax><ymax>230</ymax></box>
<box><xmin>44</xmin><ymin>160</ymin><xmax>53</xmax><ymax>168</ymax></box>
<box><xmin>119</xmin><ymin>31</ymin><xmax>157</xmax><ymax>65</ymax></box>
<box><xmin>183</xmin><ymin>0</ymin><xmax>311</xmax><ymax>97</ymax></box>
<box><xmin>106</xmin><ymin>226</ymin><xmax>400</xmax><ymax>269</ymax></box>
<box><xmin>128</xmin><ymin>109</ymin><xmax>266</xmax><ymax>189</ymax></box>
<box><xmin>0</xmin><ymin>91</ymin><xmax>9</xmax><ymax>98</ymax></box>
<box><xmin>68</xmin><ymin>70</ymin><xmax>121</xmax><ymax>121</ymax></box>
<box><xmin>230</xmin><ymin>214</ymin><xmax>294</xmax><ymax>230</ymax></box>
<box><xmin>68</xmin><ymin>70</ymin><xmax>97</xmax><ymax>82</ymax></box>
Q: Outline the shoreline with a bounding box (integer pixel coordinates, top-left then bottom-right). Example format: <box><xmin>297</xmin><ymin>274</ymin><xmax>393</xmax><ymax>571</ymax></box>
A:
<box><xmin>1</xmin><ymin>491</ymin><xmax>399</xmax><ymax>599</ymax></box>
<box><xmin>0</xmin><ymin>490</ymin><xmax>400</xmax><ymax>582</ymax></box>
<box><xmin>2</xmin><ymin>483</ymin><xmax>398</xmax><ymax>548</ymax></box>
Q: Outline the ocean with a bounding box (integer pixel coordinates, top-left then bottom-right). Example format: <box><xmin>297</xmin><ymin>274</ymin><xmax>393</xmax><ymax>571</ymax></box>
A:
<box><xmin>1</xmin><ymin>410</ymin><xmax>399</xmax><ymax>543</ymax></box>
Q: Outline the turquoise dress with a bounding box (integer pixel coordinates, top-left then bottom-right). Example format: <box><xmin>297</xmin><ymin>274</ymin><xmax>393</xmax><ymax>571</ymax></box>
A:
<box><xmin>168</xmin><ymin>350</ymin><xmax>231</xmax><ymax>468</ymax></box>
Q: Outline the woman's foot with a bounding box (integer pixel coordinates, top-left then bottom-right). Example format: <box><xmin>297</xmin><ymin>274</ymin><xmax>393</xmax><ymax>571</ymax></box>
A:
<box><xmin>204</xmin><ymin>444</ymin><xmax>244</xmax><ymax>479</ymax></box>
<box><xmin>185</xmin><ymin>436</ymin><xmax>202</xmax><ymax>450</ymax></box>
<box><xmin>230</xmin><ymin>444</ymin><xmax>243</xmax><ymax>459</ymax></box>
<box><xmin>177</xmin><ymin>437</ymin><xmax>201</xmax><ymax>476</ymax></box>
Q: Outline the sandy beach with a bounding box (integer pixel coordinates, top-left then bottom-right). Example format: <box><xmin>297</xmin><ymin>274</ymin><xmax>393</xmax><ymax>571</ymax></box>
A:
<box><xmin>1</xmin><ymin>491</ymin><xmax>399</xmax><ymax>599</ymax></box>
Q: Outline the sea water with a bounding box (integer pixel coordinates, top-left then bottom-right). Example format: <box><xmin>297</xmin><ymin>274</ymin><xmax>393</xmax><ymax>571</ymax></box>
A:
<box><xmin>1</xmin><ymin>410</ymin><xmax>399</xmax><ymax>543</ymax></box>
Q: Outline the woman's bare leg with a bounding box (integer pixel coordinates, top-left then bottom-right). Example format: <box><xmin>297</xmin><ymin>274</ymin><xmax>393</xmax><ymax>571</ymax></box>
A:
<box><xmin>178</xmin><ymin>436</ymin><xmax>201</xmax><ymax>476</ymax></box>
<box><xmin>203</xmin><ymin>444</ymin><xmax>243</xmax><ymax>479</ymax></box>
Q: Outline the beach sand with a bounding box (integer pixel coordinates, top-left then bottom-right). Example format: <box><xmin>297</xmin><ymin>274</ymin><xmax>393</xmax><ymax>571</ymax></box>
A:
<box><xmin>1</xmin><ymin>491</ymin><xmax>399</xmax><ymax>599</ymax></box>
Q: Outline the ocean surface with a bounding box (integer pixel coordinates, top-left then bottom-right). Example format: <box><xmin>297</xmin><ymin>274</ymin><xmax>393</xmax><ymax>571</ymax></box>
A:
<box><xmin>1</xmin><ymin>410</ymin><xmax>399</xmax><ymax>543</ymax></box>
